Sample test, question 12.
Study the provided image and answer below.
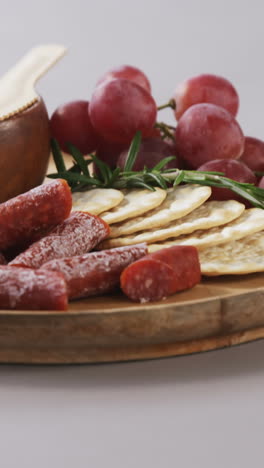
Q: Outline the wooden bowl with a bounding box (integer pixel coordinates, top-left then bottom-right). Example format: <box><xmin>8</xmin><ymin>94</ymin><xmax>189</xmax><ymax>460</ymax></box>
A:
<box><xmin>0</xmin><ymin>97</ymin><xmax>50</xmax><ymax>202</ymax></box>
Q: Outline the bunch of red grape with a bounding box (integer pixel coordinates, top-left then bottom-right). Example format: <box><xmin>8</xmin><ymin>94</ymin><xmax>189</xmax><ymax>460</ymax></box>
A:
<box><xmin>50</xmin><ymin>65</ymin><xmax>264</xmax><ymax>200</ymax></box>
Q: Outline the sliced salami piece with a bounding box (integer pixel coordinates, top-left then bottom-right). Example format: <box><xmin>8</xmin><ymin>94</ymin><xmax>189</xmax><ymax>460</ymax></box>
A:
<box><xmin>40</xmin><ymin>244</ymin><xmax>147</xmax><ymax>299</ymax></box>
<box><xmin>120</xmin><ymin>246</ymin><xmax>201</xmax><ymax>302</ymax></box>
<box><xmin>0</xmin><ymin>266</ymin><xmax>67</xmax><ymax>310</ymax></box>
<box><xmin>0</xmin><ymin>179</ymin><xmax>72</xmax><ymax>251</ymax></box>
<box><xmin>10</xmin><ymin>212</ymin><xmax>110</xmax><ymax>269</ymax></box>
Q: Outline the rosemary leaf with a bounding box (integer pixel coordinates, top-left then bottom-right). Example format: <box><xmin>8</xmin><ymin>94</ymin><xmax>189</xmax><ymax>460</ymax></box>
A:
<box><xmin>48</xmin><ymin>171</ymin><xmax>102</xmax><ymax>187</ymax></box>
<box><xmin>173</xmin><ymin>171</ymin><xmax>185</xmax><ymax>186</ymax></box>
<box><xmin>120</xmin><ymin>170</ymin><xmax>143</xmax><ymax>176</ymax></box>
<box><xmin>218</xmin><ymin>179</ymin><xmax>264</xmax><ymax>209</ymax></box>
<box><xmin>121</xmin><ymin>174</ymin><xmax>155</xmax><ymax>191</ymax></box>
<box><xmin>50</xmin><ymin>138</ymin><xmax>66</xmax><ymax>173</ymax></box>
<box><xmin>123</xmin><ymin>131</ymin><xmax>142</xmax><ymax>171</ymax></box>
<box><xmin>182</xmin><ymin>172</ymin><xmax>264</xmax><ymax>209</ymax></box>
<box><xmin>145</xmin><ymin>172</ymin><xmax>168</xmax><ymax>190</ymax></box>
<box><xmin>67</xmin><ymin>143</ymin><xmax>90</xmax><ymax>177</ymax></box>
<box><xmin>91</xmin><ymin>154</ymin><xmax>112</xmax><ymax>185</ymax></box>
<box><xmin>126</xmin><ymin>179</ymin><xmax>155</xmax><ymax>191</ymax></box>
<box><xmin>68</xmin><ymin>163</ymin><xmax>82</xmax><ymax>173</ymax></box>
<box><xmin>108</xmin><ymin>167</ymin><xmax>121</xmax><ymax>186</ymax></box>
<box><xmin>152</xmin><ymin>156</ymin><xmax>177</xmax><ymax>171</ymax></box>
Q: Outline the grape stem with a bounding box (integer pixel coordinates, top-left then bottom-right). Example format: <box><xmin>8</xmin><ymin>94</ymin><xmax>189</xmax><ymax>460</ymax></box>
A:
<box><xmin>157</xmin><ymin>99</ymin><xmax>176</xmax><ymax>111</ymax></box>
<box><xmin>155</xmin><ymin>122</ymin><xmax>175</xmax><ymax>141</ymax></box>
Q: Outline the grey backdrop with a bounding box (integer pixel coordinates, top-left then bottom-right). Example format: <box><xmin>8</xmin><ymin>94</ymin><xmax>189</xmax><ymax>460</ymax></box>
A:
<box><xmin>1</xmin><ymin>1</ymin><xmax>264</xmax><ymax>467</ymax></box>
<box><xmin>2</xmin><ymin>0</ymin><xmax>264</xmax><ymax>137</ymax></box>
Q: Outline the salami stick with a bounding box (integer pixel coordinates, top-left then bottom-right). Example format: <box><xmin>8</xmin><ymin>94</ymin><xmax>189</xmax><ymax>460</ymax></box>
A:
<box><xmin>10</xmin><ymin>212</ymin><xmax>110</xmax><ymax>269</ymax></box>
<box><xmin>0</xmin><ymin>266</ymin><xmax>67</xmax><ymax>310</ymax></box>
<box><xmin>120</xmin><ymin>246</ymin><xmax>201</xmax><ymax>302</ymax></box>
<box><xmin>0</xmin><ymin>179</ymin><xmax>72</xmax><ymax>251</ymax></box>
<box><xmin>40</xmin><ymin>244</ymin><xmax>147</xmax><ymax>299</ymax></box>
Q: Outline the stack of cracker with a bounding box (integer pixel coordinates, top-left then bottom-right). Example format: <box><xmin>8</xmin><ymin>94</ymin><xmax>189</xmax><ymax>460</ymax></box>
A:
<box><xmin>72</xmin><ymin>185</ymin><xmax>264</xmax><ymax>276</ymax></box>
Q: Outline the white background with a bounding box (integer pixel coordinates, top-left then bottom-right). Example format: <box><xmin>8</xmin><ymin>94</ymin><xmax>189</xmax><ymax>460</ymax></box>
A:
<box><xmin>1</xmin><ymin>0</ymin><xmax>264</xmax><ymax>466</ymax></box>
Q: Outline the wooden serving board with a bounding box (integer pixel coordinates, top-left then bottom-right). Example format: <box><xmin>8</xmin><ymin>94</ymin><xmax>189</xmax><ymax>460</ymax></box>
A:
<box><xmin>1</xmin><ymin>273</ymin><xmax>264</xmax><ymax>364</ymax></box>
<box><xmin>1</xmin><ymin>157</ymin><xmax>263</xmax><ymax>364</ymax></box>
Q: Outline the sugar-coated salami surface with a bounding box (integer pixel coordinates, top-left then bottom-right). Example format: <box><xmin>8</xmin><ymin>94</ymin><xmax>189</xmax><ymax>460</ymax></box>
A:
<box><xmin>0</xmin><ymin>266</ymin><xmax>67</xmax><ymax>310</ymax></box>
<box><xmin>0</xmin><ymin>253</ymin><xmax>6</xmax><ymax>265</ymax></box>
<box><xmin>120</xmin><ymin>246</ymin><xmax>201</xmax><ymax>302</ymax></box>
<box><xmin>0</xmin><ymin>179</ymin><xmax>72</xmax><ymax>251</ymax></box>
<box><xmin>40</xmin><ymin>243</ymin><xmax>148</xmax><ymax>299</ymax></box>
<box><xmin>10</xmin><ymin>211</ymin><xmax>110</xmax><ymax>269</ymax></box>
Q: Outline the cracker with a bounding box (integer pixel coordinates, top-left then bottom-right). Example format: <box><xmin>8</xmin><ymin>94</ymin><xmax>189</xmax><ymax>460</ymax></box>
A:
<box><xmin>199</xmin><ymin>231</ymin><xmax>264</xmax><ymax>275</ymax></box>
<box><xmin>100</xmin><ymin>188</ymin><xmax>167</xmax><ymax>225</ymax></box>
<box><xmin>109</xmin><ymin>185</ymin><xmax>212</xmax><ymax>238</ymax></box>
<box><xmin>72</xmin><ymin>188</ymin><xmax>124</xmax><ymax>215</ymax></box>
<box><xmin>101</xmin><ymin>200</ymin><xmax>245</xmax><ymax>248</ymax></box>
<box><xmin>155</xmin><ymin>208</ymin><xmax>264</xmax><ymax>250</ymax></box>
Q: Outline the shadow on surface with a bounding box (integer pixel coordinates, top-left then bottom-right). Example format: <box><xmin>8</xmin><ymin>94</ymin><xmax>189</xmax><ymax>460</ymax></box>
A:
<box><xmin>0</xmin><ymin>339</ymin><xmax>263</xmax><ymax>390</ymax></box>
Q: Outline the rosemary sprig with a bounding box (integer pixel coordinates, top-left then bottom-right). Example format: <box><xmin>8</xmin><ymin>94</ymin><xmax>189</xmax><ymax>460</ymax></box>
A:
<box><xmin>50</xmin><ymin>139</ymin><xmax>66</xmax><ymax>173</ymax></box>
<box><xmin>67</xmin><ymin>143</ymin><xmax>90</xmax><ymax>177</ymax></box>
<box><xmin>123</xmin><ymin>131</ymin><xmax>142</xmax><ymax>171</ymax></box>
<box><xmin>48</xmin><ymin>136</ymin><xmax>264</xmax><ymax>209</ymax></box>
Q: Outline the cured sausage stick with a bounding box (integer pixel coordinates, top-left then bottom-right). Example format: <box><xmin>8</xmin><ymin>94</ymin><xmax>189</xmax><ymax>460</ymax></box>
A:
<box><xmin>10</xmin><ymin>212</ymin><xmax>110</xmax><ymax>269</ymax></box>
<box><xmin>40</xmin><ymin>244</ymin><xmax>148</xmax><ymax>299</ymax></box>
<box><xmin>0</xmin><ymin>266</ymin><xmax>67</xmax><ymax>310</ymax></box>
<box><xmin>120</xmin><ymin>246</ymin><xmax>201</xmax><ymax>302</ymax></box>
<box><xmin>0</xmin><ymin>179</ymin><xmax>72</xmax><ymax>251</ymax></box>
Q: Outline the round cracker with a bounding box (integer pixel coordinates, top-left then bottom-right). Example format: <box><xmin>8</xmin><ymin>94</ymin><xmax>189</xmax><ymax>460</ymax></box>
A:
<box><xmin>199</xmin><ymin>231</ymin><xmax>264</xmax><ymax>276</ymax></box>
<box><xmin>72</xmin><ymin>188</ymin><xmax>124</xmax><ymax>215</ymax></box>
<box><xmin>109</xmin><ymin>185</ymin><xmax>212</xmax><ymax>238</ymax></box>
<box><xmin>101</xmin><ymin>200</ymin><xmax>245</xmax><ymax>248</ymax></box>
<box><xmin>157</xmin><ymin>208</ymin><xmax>264</xmax><ymax>250</ymax></box>
<box><xmin>100</xmin><ymin>188</ymin><xmax>167</xmax><ymax>225</ymax></box>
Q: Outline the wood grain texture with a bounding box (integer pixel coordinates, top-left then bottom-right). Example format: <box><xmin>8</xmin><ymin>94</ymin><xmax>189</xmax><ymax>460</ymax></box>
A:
<box><xmin>0</xmin><ymin>274</ymin><xmax>264</xmax><ymax>363</ymax></box>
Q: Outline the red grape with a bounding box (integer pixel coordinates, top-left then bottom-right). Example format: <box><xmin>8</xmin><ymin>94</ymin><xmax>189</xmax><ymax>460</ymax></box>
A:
<box><xmin>175</xmin><ymin>103</ymin><xmax>244</xmax><ymax>169</ymax></box>
<box><xmin>144</xmin><ymin>126</ymin><xmax>162</xmax><ymax>138</ymax></box>
<box><xmin>96</xmin><ymin>65</ymin><xmax>151</xmax><ymax>93</ymax></box>
<box><xmin>134</xmin><ymin>137</ymin><xmax>174</xmax><ymax>156</ymax></box>
<box><xmin>89</xmin><ymin>78</ymin><xmax>157</xmax><ymax>144</ymax></box>
<box><xmin>259</xmin><ymin>177</ymin><xmax>264</xmax><ymax>189</ymax></box>
<box><xmin>173</xmin><ymin>74</ymin><xmax>239</xmax><ymax>120</ymax></box>
<box><xmin>240</xmin><ymin>136</ymin><xmax>264</xmax><ymax>172</ymax></box>
<box><xmin>50</xmin><ymin>100</ymin><xmax>99</xmax><ymax>154</ymax></box>
<box><xmin>165</xmin><ymin>141</ymin><xmax>187</xmax><ymax>169</ymax></box>
<box><xmin>198</xmin><ymin>159</ymin><xmax>257</xmax><ymax>202</ymax></box>
<box><xmin>117</xmin><ymin>137</ymin><xmax>178</xmax><ymax>171</ymax></box>
<box><xmin>96</xmin><ymin>139</ymin><xmax>127</xmax><ymax>168</ymax></box>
